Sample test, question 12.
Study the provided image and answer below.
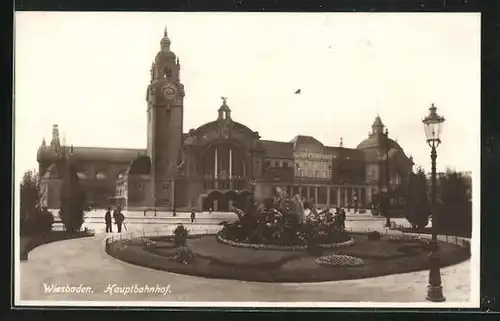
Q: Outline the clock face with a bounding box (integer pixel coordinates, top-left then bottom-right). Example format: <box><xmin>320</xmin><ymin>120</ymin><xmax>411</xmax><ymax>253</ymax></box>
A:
<box><xmin>163</xmin><ymin>84</ymin><xmax>177</xmax><ymax>99</ymax></box>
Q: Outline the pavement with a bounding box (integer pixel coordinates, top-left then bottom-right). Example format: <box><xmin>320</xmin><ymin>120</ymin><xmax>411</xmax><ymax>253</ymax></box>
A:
<box><xmin>18</xmin><ymin>210</ymin><xmax>475</xmax><ymax>307</ymax></box>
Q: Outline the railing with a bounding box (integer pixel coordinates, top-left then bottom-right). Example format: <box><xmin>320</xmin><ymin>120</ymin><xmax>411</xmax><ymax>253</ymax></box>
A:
<box><xmin>342</xmin><ymin>224</ymin><xmax>471</xmax><ymax>248</ymax></box>
<box><xmin>105</xmin><ymin>225</ymin><xmax>223</xmax><ymax>245</ymax></box>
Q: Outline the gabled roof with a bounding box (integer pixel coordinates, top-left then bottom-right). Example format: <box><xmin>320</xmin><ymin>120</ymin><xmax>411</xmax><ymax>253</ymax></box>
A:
<box><xmin>70</xmin><ymin>147</ymin><xmax>146</xmax><ymax>163</ymax></box>
<box><xmin>289</xmin><ymin>135</ymin><xmax>324</xmax><ymax>147</ymax></box>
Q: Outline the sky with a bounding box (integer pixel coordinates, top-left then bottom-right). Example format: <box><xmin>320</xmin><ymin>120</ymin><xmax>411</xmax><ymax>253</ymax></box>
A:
<box><xmin>14</xmin><ymin>12</ymin><xmax>480</xmax><ymax>181</ymax></box>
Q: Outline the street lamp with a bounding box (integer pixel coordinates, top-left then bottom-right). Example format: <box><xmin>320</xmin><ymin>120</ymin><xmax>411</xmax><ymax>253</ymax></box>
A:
<box><xmin>384</xmin><ymin>128</ymin><xmax>391</xmax><ymax>228</ymax></box>
<box><xmin>422</xmin><ymin>103</ymin><xmax>446</xmax><ymax>302</ymax></box>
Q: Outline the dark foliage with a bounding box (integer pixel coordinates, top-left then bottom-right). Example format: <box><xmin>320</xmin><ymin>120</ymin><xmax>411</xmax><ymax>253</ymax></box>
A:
<box><xmin>221</xmin><ymin>190</ymin><xmax>349</xmax><ymax>247</ymax></box>
<box><xmin>20</xmin><ymin>230</ymin><xmax>92</xmax><ymax>260</ymax></box>
<box><xmin>170</xmin><ymin>245</ymin><xmax>196</xmax><ymax>264</ymax></box>
<box><xmin>367</xmin><ymin>231</ymin><xmax>381</xmax><ymax>241</ymax></box>
<box><xmin>404</xmin><ymin>167</ymin><xmax>430</xmax><ymax>229</ymax></box>
<box><xmin>58</xmin><ymin>160</ymin><xmax>86</xmax><ymax>232</ymax></box>
<box><xmin>435</xmin><ymin>169</ymin><xmax>472</xmax><ymax>236</ymax></box>
<box><xmin>173</xmin><ymin>224</ymin><xmax>189</xmax><ymax>246</ymax></box>
<box><xmin>20</xmin><ymin>170</ymin><xmax>54</xmax><ymax>236</ymax></box>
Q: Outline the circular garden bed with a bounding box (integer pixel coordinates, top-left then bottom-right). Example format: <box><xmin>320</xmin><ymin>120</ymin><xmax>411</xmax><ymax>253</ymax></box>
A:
<box><xmin>216</xmin><ymin>234</ymin><xmax>356</xmax><ymax>250</ymax></box>
<box><xmin>105</xmin><ymin>232</ymin><xmax>471</xmax><ymax>283</ymax></box>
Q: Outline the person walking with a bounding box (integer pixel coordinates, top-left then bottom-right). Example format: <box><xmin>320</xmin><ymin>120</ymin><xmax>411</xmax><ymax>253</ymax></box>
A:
<box><xmin>105</xmin><ymin>207</ymin><xmax>113</xmax><ymax>233</ymax></box>
<box><xmin>190</xmin><ymin>209</ymin><xmax>196</xmax><ymax>223</ymax></box>
<box><xmin>340</xmin><ymin>207</ymin><xmax>346</xmax><ymax>229</ymax></box>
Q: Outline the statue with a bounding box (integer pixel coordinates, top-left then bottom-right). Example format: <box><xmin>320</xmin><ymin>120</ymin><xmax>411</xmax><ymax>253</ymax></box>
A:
<box><xmin>221</xmin><ymin>96</ymin><xmax>228</xmax><ymax>105</ymax></box>
<box><xmin>291</xmin><ymin>194</ymin><xmax>305</xmax><ymax>223</ymax></box>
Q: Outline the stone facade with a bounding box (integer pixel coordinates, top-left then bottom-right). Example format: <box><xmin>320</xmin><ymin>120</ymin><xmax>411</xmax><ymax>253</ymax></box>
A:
<box><xmin>37</xmin><ymin>29</ymin><xmax>414</xmax><ymax>211</ymax></box>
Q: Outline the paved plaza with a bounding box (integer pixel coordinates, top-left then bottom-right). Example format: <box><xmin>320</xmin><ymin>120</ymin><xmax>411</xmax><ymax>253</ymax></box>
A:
<box><xmin>19</xmin><ymin>211</ymin><xmax>472</xmax><ymax>305</ymax></box>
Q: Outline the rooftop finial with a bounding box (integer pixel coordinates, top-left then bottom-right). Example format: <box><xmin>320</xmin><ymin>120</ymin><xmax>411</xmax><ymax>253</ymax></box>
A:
<box><xmin>160</xmin><ymin>26</ymin><xmax>171</xmax><ymax>50</ymax></box>
<box><xmin>340</xmin><ymin>137</ymin><xmax>343</xmax><ymax>147</ymax></box>
<box><xmin>221</xmin><ymin>96</ymin><xmax>228</xmax><ymax>105</ymax></box>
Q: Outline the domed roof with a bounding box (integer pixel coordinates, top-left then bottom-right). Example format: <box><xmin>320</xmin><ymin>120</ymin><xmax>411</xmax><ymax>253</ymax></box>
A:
<box><xmin>356</xmin><ymin>135</ymin><xmax>402</xmax><ymax>150</ymax></box>
<box><xmin>127</xmin><ymin>155</ymin><xmax>151</xmax><ymax>175</ymax></box>
<box><xmin>154</xmin><ymin>50</ymin><xmax>176</xmax><ymax>65</ymax></box>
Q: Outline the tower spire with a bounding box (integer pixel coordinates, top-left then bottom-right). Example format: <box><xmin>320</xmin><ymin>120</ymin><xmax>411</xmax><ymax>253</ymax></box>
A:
<box><xmin>372</xmin><ymin>114</ymin><xmax>385</xmax><ymax>135</ymax></box>
<box><xmin>160</xmin><ymin>26</ymin><xmax>171</xmax><ymax>51</ymax></box>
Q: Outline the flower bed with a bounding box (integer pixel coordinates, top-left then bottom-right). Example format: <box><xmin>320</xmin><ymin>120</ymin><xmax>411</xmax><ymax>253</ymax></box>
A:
<box><xmin>217</xmin><ymin>234</ymin><xmax>355</xmax><ymax>250</ymax></box>
<box><xmin>386</xmin><ymin>234</ymin><xmax>422</xmax><ymax>242</ymax></box>
<box><xmin>106</xmin><ymin>234</ymin><xmax>470</xmax><ymax>283</ymax></box>
<box><xmin>315</xmin><ymin>254</ymin><xmax>365</xmax><ymax>267</ymax></box>
<box><xmin>121</xmin><ymin>237</ymin><xmax>156</xmax><ymax>247</ymax></box>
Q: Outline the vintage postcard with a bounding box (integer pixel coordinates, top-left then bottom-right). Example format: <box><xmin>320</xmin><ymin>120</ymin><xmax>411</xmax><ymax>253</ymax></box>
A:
<box><xmin>13</xmin><ymin>12</ymin><xmax>480</xmax><ymax>308</ymax></box>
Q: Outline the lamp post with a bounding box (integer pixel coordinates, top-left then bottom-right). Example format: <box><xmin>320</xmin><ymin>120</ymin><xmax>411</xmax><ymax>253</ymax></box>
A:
<box><xmin>422</xmin><ymin>103</ymin><xmax>446</xmax><ymax>302</ymax></box>
<box><xmin>384</xmin><ymin>128</ymin><xmax>391</xmax><ymax>228</ymax></box>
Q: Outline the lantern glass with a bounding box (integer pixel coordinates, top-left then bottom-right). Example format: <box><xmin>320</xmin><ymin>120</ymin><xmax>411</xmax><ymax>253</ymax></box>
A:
<box><xmin>422</xmin><ymin>104</ymin><xmax>445</xmax><ymax>142</ymax></box>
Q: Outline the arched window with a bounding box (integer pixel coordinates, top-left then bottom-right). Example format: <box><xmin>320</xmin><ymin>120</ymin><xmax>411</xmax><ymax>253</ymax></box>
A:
<box><xmin>77</xmin><ymin>172</ymin><xmax>87</xmax><ymax>179</ymax></box>
<box><xmin>96</xmin><ymin>172</ymin><xmax>107</xmax><ymax>180</ymax></box>
<box><xmin>163</xmin><ymin>68</ymin><xmax>172</xmax><ymax>78</ymax></box>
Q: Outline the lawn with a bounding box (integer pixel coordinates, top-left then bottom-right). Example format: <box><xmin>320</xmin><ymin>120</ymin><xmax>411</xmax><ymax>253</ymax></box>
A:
<box><xmin>106</xmin><ymin>232</ymin><xmax>470</xmax><ymax>283</ymax></box>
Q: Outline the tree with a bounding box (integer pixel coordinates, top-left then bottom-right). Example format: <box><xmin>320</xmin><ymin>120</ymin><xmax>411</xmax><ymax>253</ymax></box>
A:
<box><xmin>20</xmin><ymin>169</ymin><xmax>54</xmax><ymax>235</ymax></box>
<box><xmin>20</xmin><ymin>170</ymin><xmax>39</xmax><ymax>222</ymax></box>
<box><xmin>435</xmin><ymin>169</ymin><xmax>472</xmax><ymax>236</ymax></box>
<box><xmin>404</xmin><ymin>167</ymin><xmax>430</xmax><ymax>229</ymax></box>
<box><xmin>58</xmin><ymin>160</ymin><xmax>87</xmax><ymax>233</ymax></box>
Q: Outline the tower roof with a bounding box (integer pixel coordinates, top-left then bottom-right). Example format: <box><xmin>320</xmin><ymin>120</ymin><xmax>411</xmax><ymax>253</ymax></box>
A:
<box><xmin>372</xmin><ymin>115</ymin><xmax>384</xmax><ymax>128</ymax></box>
<box><xmin>160</xmin><ymin>26</ymin><xmax>171</xmax><ymax>48</ymax></box>
<box><xmin>155</xmin><ymin>26</ymin><xmax>176</xmax><ymax>64</ymax></box>
<box><xmin>218</xmin><ymin>96</ymin><xmax>231</xmax><ymax>112</ymax></box>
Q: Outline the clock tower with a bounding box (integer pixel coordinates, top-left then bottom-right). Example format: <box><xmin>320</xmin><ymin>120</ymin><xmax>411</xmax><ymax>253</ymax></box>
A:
<box><xmin>146</xmin><ymin>27</ymin><xmax>185</xmax><ymax>208</ymax></box>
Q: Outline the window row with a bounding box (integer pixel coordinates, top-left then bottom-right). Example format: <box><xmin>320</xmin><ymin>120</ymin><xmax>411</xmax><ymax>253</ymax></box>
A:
<box><xmin>265</xmin><ymin>160</ymin><xmax>291</xmax><ymax>169</ymax></box>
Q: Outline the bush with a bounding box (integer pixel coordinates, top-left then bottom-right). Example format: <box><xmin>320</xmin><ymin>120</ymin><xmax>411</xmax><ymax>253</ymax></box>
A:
<box><xmin>367</xmin><ymin>231</ymin><xmax>381</xmax><ymax>241</ymax></box>
<box><xmin>173</xmin><ymin>224</ymin><xmax>189</xmax><ymax>246</ymax></box>
<box><xmin>435</xmin><ymin>169</ymin><xmax>472</xmax><ymax>236</ymax></box>
<box><xmin>58</xmin><ymin>161</ymin><xmax>86</xmax><ymax>232</ymax></box>
<box><xmin>404</xmin><ymin>167</ymin><xmax>430</xmax><ymax>229</ymax></box>
<box><xmin>169</xmin><ymin>245</ymin><xmax>196</xmax><ymax>264</ymax></box>
<box><xmin>22</xmin><ymin>208</ymin><xmax>54</xmax><ymax>235</ymax></box>
<box><xmin>19</xmin><ymin>170</ymin><xmax>54</xmax><ymax>235</ymax></box>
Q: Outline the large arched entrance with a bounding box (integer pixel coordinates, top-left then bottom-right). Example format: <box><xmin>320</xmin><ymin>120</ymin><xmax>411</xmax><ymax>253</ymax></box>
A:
<box><xmin>201</xmin><ymin>142</ymin><xmax>248</xmax><ymax>191</ymax></box>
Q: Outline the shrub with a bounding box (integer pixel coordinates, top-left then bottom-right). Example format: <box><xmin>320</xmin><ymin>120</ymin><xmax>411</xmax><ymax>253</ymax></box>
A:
<box><xmin>22</xmin><ymin>207</ymin><xmax>54</xmax><ymax>236</ymax></box>
<box><xmin>367</xmin><ymin>231</ymin><xmax>381</xmax><ymax>241</ymax></box>
<box><xmin>58</xmin><ymin>161</ymin><xmax>86</xmax><ymax>232</ymax></box>
<box><xmin>435</xmin><ymin>169</ymin><xmax>472</xmax><ymax>236</ymax></box>
<box><xmin>169</xmin><ymin>245</ymin><xmax>196</xmax><ymax>264</ymax></box>
<box><xmin>404</xmin><ymin>167</ymin><xmax>430</xmax><ymax>229</ymax></box>
<box><xmin>173</xmin><ymin>224</ymin><xmax>189</xmax><ymax>246</ymax></box>
<box><xmin>19</xmin><ymin>170</ymin><xmax>54</xmax><ymax>236</ymax></box>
